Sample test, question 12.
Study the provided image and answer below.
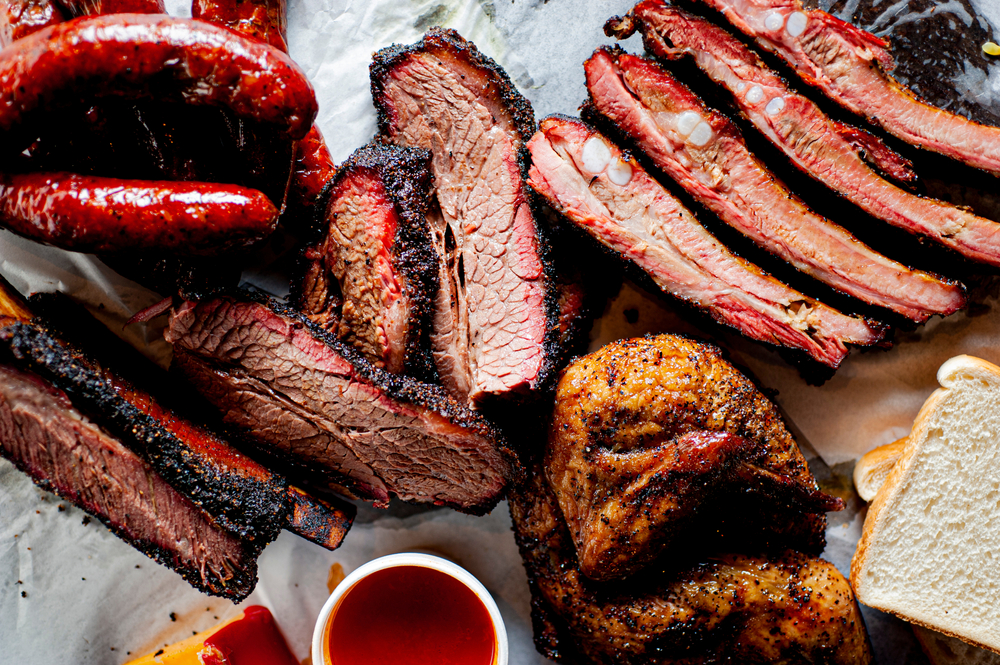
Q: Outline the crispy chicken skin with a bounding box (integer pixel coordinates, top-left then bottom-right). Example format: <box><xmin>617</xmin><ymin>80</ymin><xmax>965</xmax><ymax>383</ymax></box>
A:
<box><xmin>546</xmin><ymin>335</ymin><xmax>842</xmax><ymax>581</ymax></box>
<box><xmin>509</xmin><ymin>464</ymin><xmax>872</xmax><ymax>664</ymax></box>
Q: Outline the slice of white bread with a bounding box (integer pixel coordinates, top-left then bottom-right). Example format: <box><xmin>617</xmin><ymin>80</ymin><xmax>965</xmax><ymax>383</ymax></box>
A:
<box><xmin>854</xmin><ymin>437</ymin><xmax>907</xmax><ymax>502</ymax></box>
<box><xmin>851</xmin><ymin>355</ymin><xmax>1000</xmax><ymax>655</ymax></box>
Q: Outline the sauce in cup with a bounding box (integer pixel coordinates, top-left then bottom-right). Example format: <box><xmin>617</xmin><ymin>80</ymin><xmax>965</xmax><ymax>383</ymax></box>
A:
<box><xmin>326</xmin><ymin>565</ymin><xmax>495</xmax><ymax>665</ymax></box>
<box><xmin>314</xmin><ymin>554</ymin><xmax>506</xmax><ymax>665</ymax></box>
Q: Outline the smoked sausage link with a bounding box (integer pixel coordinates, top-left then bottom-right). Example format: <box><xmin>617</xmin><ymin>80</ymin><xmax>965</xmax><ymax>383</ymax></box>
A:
<box><xmin>0</xmin><ymin>14</ymin><xmax>317</xmax><ymax>143</ymax></box>
<box><xmin>193</xmin><ymin>0</ymin><xmax>286</xmax><ymax>52</ymax></box>
<box><xmin>0</xmin><ymin>172</ymin><xmax>279</xmax><ymax>254</ymax></box>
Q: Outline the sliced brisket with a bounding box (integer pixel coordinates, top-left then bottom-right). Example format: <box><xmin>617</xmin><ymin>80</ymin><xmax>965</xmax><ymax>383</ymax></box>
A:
<box><xmin>584</xmin><ymin>47</ymin><xmax>963</xmax><ymax>322</ymax></box>
<box><xmin>0</xmin><ymin>363</ymin><xmax>258</xmax><ymax>599</ymax></box>
<box><xmin>294</xmin><ymin>140</ymin><xmax>438</xmax><ymax>378</ymax></box>
<box><xmin>371</xmin><ymin>28</ymin><xmax>554</xmax><ymax>404</ymax></box>
<box><xmin>165</xmin><ymin>292</ymin><xmax>521</xmax><ymax>514</ymax></box>
<box><xmin>689</xmin><ymin>0</ymin><xmax>1000</xmax><ymax>176</ymax></box>
<box><xmin>528</xmin><ymin>115</ymin><xmax>883</xmax><ymax>367</ymax></box>
<box><xmin>613</xmin><ymin>3</ymin><xmax>1000</xmax><ymax>272</ymax></box>
<box><xmin>284</xmin><ymin>485</ymin><xmax>353</xmax><ymax>552</ymax></box>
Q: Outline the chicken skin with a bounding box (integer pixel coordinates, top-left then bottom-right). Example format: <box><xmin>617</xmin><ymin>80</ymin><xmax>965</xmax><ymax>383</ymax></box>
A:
<box><xmin>546</xmin><ymin>335</ymin><xmax>842</xmax><ymax>581</ymax></box>
<box><xmin>509</xmin><ymin>463</ymin><xmax>873</xmax><ymax>665</ymax></box>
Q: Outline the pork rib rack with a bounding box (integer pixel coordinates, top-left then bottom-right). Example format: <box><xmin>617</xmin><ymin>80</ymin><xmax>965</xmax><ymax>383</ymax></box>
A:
<box><xmin>528</xmin><ymin>115</ymin><xmax>884</xmax><ymax>368</ymax></box>
<box><xmin>294</xmin><ymin>140</ymin><xmax>439</xmax><ymax>379</ymax></box>
<box><xmin>165</xmin><ymin>290</ymin><xmax>522</xmax><ymax>514</ymax></box>
<box><xmin>371</xmin><ymin>28</ymin><xmax>555</xmax><ymax>405</ymax></box>
<box><xmin>688</xmin><ymin>0</ymin><xmax>1000</xmax><ymax>176</ymax></box>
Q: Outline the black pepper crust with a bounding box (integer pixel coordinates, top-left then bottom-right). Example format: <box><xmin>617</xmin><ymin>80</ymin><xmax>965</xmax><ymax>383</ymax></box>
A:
<box><xmin>0</xmin><ymin>363</ymin><xmax>259</xmax><ymax>600</ymax></box>
<box><xmin>370</xmin><ymin>27</ymin><xmax>563</xmax><ymax>402</ymax></box>
<box><xmin>172</xmin><ymin>287</ymin><xmax>526</xmax><ymax>514</ymax></box>
<box><xmin>0</xmin><ymin>317</ymin><xmax>287</xmax><ymax>551</ymax></box>
<box><xmin>291</xmin><ymin>138</ymin><xmax>441</xmax><ymax>382</ymax></box>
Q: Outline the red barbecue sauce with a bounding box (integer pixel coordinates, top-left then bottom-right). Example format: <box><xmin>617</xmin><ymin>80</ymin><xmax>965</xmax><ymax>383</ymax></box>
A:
<box><xmin>325</xmin><ymin>565</ymin><xmax>496</xmax><ymax>665</ymax></box>
<box><xmin>201</xmin><ymin>605</ymin><xmax>298</xmax><ymax>665</ymax></box>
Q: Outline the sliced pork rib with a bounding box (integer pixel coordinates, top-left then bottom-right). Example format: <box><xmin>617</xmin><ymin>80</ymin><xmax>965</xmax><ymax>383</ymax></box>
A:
<box><xmin>0</xmin><ymin>362</ymin><xmax>258</xmax><ymax>599</ymax></box>
<box><xmin>165</xmin><ymin>292</ymin><xmax>522</xmax><ymax>514</ymax></box>
<box><xmin>612</xmin><ymin>3</ymin><xmax>1000</xmax><ymax>272</ymax></box>
<box><xmin>584</xmin><ymin>48</ymin><xmax>963</xmax><ymax>322</ymax></box>
<box><xmin>294</xmin><ymin>140</ymin><xmax>438</xmax><ymax>378</ymax></box>
<box><xmin>687</xmin><ymin>0</ymin><xmax>1000</xmax><ymax>176</ymax></box>
<box><xmin>528</xmin><ymin>115</ymin><xmax>883</xmax><ymax>367</ymax></box>
<box><xmin>371</xmin><ymin>28</ymin><xmax>554</xmax><ymax>404</ymax></box>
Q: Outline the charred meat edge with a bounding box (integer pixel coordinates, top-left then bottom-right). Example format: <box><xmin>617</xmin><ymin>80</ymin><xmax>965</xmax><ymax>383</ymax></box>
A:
<box><xmin>370</xmin><ymin>27</ymin><xmax>562</xmax><ymax>400</ymax></box>
<box><xmin>167</xmin><ymin>287</ymin><xmax>525</xmax><ymax>514</ymax></box>
<box><xmin>293</xmin><ymin>139</ymin><xmax>440</xmax><ymax>380</ymax></box>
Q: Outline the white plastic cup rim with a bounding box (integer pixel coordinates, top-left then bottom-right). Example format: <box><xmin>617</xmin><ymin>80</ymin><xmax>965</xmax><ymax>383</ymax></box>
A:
<box><xmin>311</xmin><ymin>552</ymin><xmax>509</xmax><ymax>665</ymax></box>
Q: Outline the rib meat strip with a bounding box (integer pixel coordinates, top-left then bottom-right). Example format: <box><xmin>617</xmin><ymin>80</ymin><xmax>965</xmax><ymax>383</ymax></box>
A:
<box><xmin>612</xmin><ymin>3</ymin><xmax>1000</xmax><ymax>271</ymax></box>
<box><xmin>165</xmin><ymin>291</ymin><xmax>522</xmax><ymax>514</ymax></box>
<box><xmin>687</xmin><ymin>0</ymin><xmax>1000</xmax><ymax>176</ymax></box>
<box><xmin>585</xmin><ymin>48</ymin><xmax>962</xmax><ymax>322</ymax></box>
<box><xmin>528</xmin><ymin>115</ymin><xmax>882</xmax><ymax>367</ymax></box>
<box><xmin>371</xmin><ymin>28</ymin><xmax>553</xmax><ymax>404</ymax></box>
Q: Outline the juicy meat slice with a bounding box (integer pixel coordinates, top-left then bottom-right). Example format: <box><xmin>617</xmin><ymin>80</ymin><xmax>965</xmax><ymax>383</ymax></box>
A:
<box><xmin>294</xmin><ymin>140</ymin><xmax>438</xmax><ymax>378</ymax></box>
<box><xmin>509</xmin><ymin>461</ymin><xmax>873</xmax><ymax>665</ymax></box>
<box><xmin>0</xmin><ymin>364</ymin><xmax>258</xmax><ymax>599</ymax></box>
<box><xmin>613</xmin><ymin>3</ymin><xmax>1000</xmax><ymax>272</ymax></box>
<box><xmin>284</xmin><ymin>485</ymin><xmax>354</xmax><ymax>552</ymax></box>
<box><xmin>584</xmin><ymin>48</ymin><xmax>964</xmax><ymax>321</ymax></box>
<box><xmin>0</xmin><ymin>14</ymin><xmax>317</xmax><ymax>145</ymax></box>
<box><xmin>0</xmin><ymin>0</ymin><xmax>65</xmax><ymax>45</ymax></box>
<box><xmin>371</xmin><ymin>28</ymin><xmax>554</xmax><ymax>404</ymax></box>
<box><xmin>0</xmin><ymin>172</ymin><xmax>279</xmax><ymax>255</ymax></box>
<box><xmin>192</xmin><ymin>0</ymin><xmax>286</xmax><ymax>51</ymax></box>
<box><xmin>528</xmin><ymin>116</ymin><xmax>883</xmax><ymax>368</ymax></box>
<box><xmin>165</xmin><ymin>292</ymin><xmax>522</xmax><ymax>514</ymax></box>
<box><xmin>1</xmin><ymin>314</ymin><xmax>288</xmax><ymax>547</ymax></box>
<box><xmin>689</xmin><ymin>0</ymin><xmax>1000</xmax><ymax>176</ymax></box>
<box><xmin>547</xmin><ymin>335</ymin><xmax>841</xmax><ymax>581</ymax></box>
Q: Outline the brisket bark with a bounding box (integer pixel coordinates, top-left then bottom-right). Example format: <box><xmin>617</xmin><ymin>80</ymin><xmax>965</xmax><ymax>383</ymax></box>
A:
<box><xmin>583</xmin><ymin>47</ymin><xmax>964</xmax><ymax>322</ymax></box>
<box><xmin>688</xmin><ymin>0</ymin><xmax>1000</xmax><ymax>176</ymax></box>
<box><xmin>0</xmin><ymin>362</ymin><xmax>258</xmax><ymax>599</ymax></box>
<box><xmin>612</xmin><ymin>3</ymin><xmax>1000</xmax><ymax>272</ymax></box>
<box><xmin>528</xmin><ymin>115</ymin><xmax>883</xmax><ymax>368</ymax></box>
<box><xmin>165</xmin><ymin>291</ymin><xmax>522</xmax><ymax>514</ymax></box>
<box><xmin>371</xmin><ymin>28</ymin><xmax>555</xmax><ymax>404</ymax></box>
<box><xmin>294</xmin><ymin>140</ymin><xmax>438</xmax><ymax>379</ymax></box>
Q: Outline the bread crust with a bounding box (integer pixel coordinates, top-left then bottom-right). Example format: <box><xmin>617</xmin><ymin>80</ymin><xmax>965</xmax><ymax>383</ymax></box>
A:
<box><xmin>853</xmin><ymin>436</ymin><xmax>907</xmax><ymax>502</ymax></box>
<box><xmin>851</xmin><ymin>355</ymin><xmax>1000</xmax><ymax>655</ymax></box>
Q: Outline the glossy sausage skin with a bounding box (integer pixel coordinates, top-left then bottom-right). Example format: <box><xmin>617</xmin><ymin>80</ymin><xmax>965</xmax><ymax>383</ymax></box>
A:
<box><xmin>0</xmin><ymin>0</ymin><xmax>65</xmax><ymax>46</ymax></box>
<box><xmin>0</xmin><ymin>14</ymin><xmax>317</xmax><ymax>142</ymax></box>
<box><xmin>0</xmin><ymin>172</ymin><xmax>278</xmax><ymax>254</ymax></box>
<box><xmin>57</xmin><ymin>0</ymin><xmax>164</xmax><ymax>17</ymax></box>
<box><xmin>288</xmin><ymin>125</ymin><xmax>336</xmax><ymax>215</ymax></box>
<box><xmin>193</xmin><ymin>0</ymin><xmax>286</xmax><ymax>51</ymax></box>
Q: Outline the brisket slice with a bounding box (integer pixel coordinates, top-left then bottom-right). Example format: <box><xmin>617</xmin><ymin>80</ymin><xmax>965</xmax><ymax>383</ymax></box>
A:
<box><xmin>165</xmin><ymin>291</ymin><xmax>522</xmax><ymax>515</ymax></box>
<box><xmin>26</xmin><ymin>291</ymin><xmax>355</xmax><ymax>552</ymax></box>
<box><xmin>0</xmin><ymin>363</ymin><xmax>257</xmax><ymax>599</ymax></box>
<box><xmin>293</xmin><ymin>140</ymin><xmax>438</xmax><ymax>379</ymax></box>
<box><xmin>0</xmin><ymin>317</ymin><xmax>286</xmax><ymax>548</ymax></box>
<box><xmin>528</xmin><ymin>115</ymin><xmax>883</xmax><ymax>368</ymax></box>
<box><xmin>584</xmin><ymin>47</ymin><xmax>963</xmax><ymax>323</ymax></box>
<box><xmin>690</xmin><ymin>0</ymin><xmax>1000</xmax><ymax>176</ymax></box>
<box><xmin>617</xmin><ymin>4</ymin><xmax>1000</xmax><ymax>274</ymax></box>
<box><xmin>371</xmin><ymin>28</ymin><xmax>556</xmax><ymax>404</ymax></box>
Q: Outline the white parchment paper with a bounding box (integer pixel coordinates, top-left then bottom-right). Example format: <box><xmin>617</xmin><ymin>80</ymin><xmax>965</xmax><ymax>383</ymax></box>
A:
<box><xmin>2</xmin><ymin>0</ymin><xmax>999</xmax><ymax>663</ymax></box>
